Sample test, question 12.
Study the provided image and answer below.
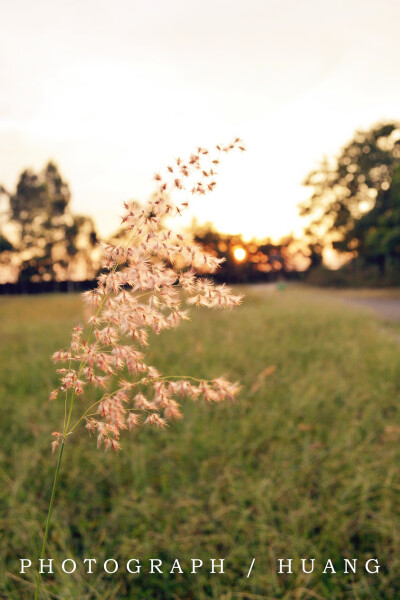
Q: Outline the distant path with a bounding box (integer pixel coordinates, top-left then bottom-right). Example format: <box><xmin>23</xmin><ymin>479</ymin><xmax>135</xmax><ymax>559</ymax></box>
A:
<box><xmin>344</xmin><ymin>297</ymin><xmax>400</xmax><ymax>321</ymax></box>
<box><xmin>249</xmin><ymin>283</ymin><xmax>400</xmax><ymax>322</ymax></box>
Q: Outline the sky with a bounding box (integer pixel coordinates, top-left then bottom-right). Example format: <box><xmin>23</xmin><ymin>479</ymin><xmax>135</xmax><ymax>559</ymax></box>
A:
<box><xmin>1</xmin><ymin>0</ymin><xmax>400</xmax><ymax>242</ymax></box>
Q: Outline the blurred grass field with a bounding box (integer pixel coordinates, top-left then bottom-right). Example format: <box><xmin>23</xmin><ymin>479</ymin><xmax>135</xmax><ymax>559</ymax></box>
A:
<box><xmin>2</xmin><ymin>286</ymin><xmax>400</xmax><ymax>600</ymax></box>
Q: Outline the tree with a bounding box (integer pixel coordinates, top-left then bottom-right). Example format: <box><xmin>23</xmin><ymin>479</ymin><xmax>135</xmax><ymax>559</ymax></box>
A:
<box><xmin>0</xmin><ymin>185</ymin><xmax>16</xmax><ymax>282</ymax></box>
<box><xmin>352</xmin><ymin>163</ymin><xmax>400</xmax><ymax>273</ymax></box>
<box><xmin>300</xmin><ymin>122</ymin><xmax>400</xmax><ymax>272</ymax></box>
<box><xmin>6</xmin><ymin>162</ymin><xmax>98</xmax><ymax>282</ymax></box>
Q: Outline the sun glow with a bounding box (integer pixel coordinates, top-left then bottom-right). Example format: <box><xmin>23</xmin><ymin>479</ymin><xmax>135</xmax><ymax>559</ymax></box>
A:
<box><xmin>233</xmin><ymin>247</ymin><xmax>246</xmax><ymax>262</ymax></box>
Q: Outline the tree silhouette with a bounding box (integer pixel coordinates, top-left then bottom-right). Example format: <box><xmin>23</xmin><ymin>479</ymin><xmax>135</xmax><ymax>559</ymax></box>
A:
<box><xmin>192</xmin><ymin>223</ymin><xmax>297</xmax><ymax>282</ymax></box>
<box><xmin>7</xmin><ymin>162</ymin><xmax>98</xmax><ymax>282</ymax></box>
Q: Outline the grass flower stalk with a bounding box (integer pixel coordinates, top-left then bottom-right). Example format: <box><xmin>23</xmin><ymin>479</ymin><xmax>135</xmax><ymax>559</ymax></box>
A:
<box><xmin>34</xmin><ymin>139</ymin><xmax>245</xmax><ymax>599</ymax></box>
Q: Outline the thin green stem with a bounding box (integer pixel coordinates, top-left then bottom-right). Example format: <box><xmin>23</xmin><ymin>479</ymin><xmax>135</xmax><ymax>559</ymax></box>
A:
<box><xmin>34</xmin><ymin>441</ymin><xmax>65</xmax><ymax>600</ymax></box>
<box><xmin>35</xmin><ymin>231</ymin><xmax>141</xmax><ymax>599</ymax></box>
<box><xmin>68</xmin><ymin>398</ymin><xmax>104</xmax><ymax>434</ymax></box>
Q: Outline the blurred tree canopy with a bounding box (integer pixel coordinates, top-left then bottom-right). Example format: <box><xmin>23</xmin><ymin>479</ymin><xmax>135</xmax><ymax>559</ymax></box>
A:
<box><xmin>351</xmin><ymin>163</ymin><xmax>400</xmax><ymax>273</ymax></box>
<box><xmin>1</xmin><ymin>162</ymin><xmax>98</xmax><ymax>282</ymax></box>
<box><xmin>300</xmin><ymin>122</ymin><xmax>400</xmax><ymax>273</ymax></box>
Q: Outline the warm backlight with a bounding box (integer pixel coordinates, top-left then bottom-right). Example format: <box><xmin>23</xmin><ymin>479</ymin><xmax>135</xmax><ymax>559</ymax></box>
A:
<box><xmin>233</xmin><ymin>247</ymin><xmax>246</xmax><ymax>262</ymax></box>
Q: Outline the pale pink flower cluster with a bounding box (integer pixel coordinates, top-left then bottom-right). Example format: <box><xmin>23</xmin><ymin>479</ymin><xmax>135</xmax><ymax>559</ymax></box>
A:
<box><xmin>50</xmin><ymin>140</ymin><xmax>244</xmax><ymax>453</ymax></box>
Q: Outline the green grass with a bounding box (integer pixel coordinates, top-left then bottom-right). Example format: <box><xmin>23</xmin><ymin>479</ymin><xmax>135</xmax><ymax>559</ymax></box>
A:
<box><xmin>2</xmin><ymin>287</ymin><xmax>400</xmax><ymax>599</ymax></box>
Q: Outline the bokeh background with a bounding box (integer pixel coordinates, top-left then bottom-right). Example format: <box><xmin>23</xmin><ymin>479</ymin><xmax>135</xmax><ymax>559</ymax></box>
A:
<box><xmin>2</xmin><ymin>1</ymin><xmax>400</xmax><ymax>599</ymax></box>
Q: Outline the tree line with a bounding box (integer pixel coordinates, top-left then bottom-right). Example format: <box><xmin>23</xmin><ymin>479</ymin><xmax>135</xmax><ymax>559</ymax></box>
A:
<box><xmin>0</xmin><ymin>163</ymin><xmax>304</xmax><ymax>288</ymax></box>
<box><xmin>2</xmin><ymin>121</ymin><xmax>400</xmax><ymax>289</ymax></box>
<box><xmin>191</xmin><ymin>224</ymin><xmax>303</xmax><ymax>283</ymax></box>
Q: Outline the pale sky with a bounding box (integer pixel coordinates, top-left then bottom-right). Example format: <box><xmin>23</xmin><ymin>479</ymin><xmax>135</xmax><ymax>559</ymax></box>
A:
<box><xmin>1</xmin><ymin>0</ymin><xmax>400</xmax><ymax>241</ymax></box>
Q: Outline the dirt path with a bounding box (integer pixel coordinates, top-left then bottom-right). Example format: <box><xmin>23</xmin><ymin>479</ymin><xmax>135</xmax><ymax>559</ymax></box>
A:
<box><xmin>251</xmin><ymin>283</ymin><xmax>400</xmax><ymax>322</ymax></box>
<box><xmin>344</xmin><ymin>296</ymin><xmax>400</xmax><ymax>321</ymax></box>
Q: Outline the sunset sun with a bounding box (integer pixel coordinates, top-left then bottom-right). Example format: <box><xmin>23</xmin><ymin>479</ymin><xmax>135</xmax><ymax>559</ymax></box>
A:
<box><xmin>233</xmin><ymin>247</ymin><xmax>246</xmax><ymax>262</ymax></box>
